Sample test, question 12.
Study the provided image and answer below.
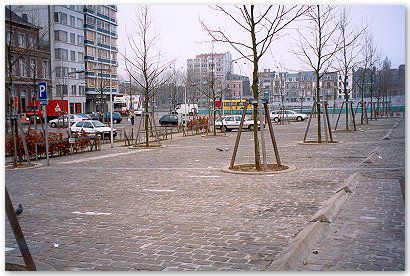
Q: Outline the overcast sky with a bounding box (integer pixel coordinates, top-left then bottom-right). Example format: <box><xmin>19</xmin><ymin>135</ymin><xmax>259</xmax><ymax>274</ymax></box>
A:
<box><xmin>117</xmin><ymin>4</ymin><xmax>405</xmax><ymax>79</ymax></box>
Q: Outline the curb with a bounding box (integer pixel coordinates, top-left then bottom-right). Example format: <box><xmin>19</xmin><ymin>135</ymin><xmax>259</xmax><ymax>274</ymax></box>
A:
<box><xmin>362</xmin><ymin>147</ymin><xmax>381</xmax><ymax>164</ymax></box>
<box><xmin>334</xmin><ymin>172</ymin><xmax>360</xmax><ymax>193</ymax></box>
<box><xmin>266</xmin><ymin>221</ymin><xmax>327</xmax><ymax>271</ymax></box>
<box><xmin>5</xmin><ymin>256</ymin><xmax>56</xmax><ymax>271</ymax></box>
<box><xmin>266</xmin><ymin>172</ymin><xmax>361</xmax><ymax>271</ymax></box>
<box><xmin>220</xmin><ymin>165</ymin><xmax>296</xmax><ymax>175</ymax></box>
<box><xmin>381</xmin><ymin>129</ymin><xmax>394</xmax><ymax>140</ymax></box>
<box><xmin>5</xmin><ymin>162</ymin><xmax>44</xmax><ymax>171</ymax></box>
<box><xmin>309</xmin><ymin>191</ymin><xmax>349</xmax><ymax>223</ymax></box>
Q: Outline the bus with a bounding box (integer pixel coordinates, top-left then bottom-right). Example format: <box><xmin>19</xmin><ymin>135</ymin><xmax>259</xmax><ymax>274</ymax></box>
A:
<box><xmin>215</xmin><ymin>99</ymin><xmax>253</xmax><ymax>113</ymax></box>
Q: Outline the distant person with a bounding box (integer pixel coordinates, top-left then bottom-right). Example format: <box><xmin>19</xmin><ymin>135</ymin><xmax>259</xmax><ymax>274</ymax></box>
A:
<box><xmin>130</xmin><ymin>114</ymin><xmax>134</xmax><ymax>126</ymax></box>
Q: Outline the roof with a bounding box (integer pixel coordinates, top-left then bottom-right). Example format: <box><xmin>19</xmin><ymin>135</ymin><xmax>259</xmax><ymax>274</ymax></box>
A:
<box><xmin>5</xmin><ymin>6</ymin><xmax>38</xmax><ymax>29</ymax></box>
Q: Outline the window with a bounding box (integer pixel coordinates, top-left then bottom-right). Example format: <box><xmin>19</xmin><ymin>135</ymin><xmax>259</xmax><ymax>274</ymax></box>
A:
<box><xmin>62</xmin><ymin>67</ymin><xmax>68</xmax><ymax>78</ymax></box>
<box><xmin>28</xmin><ymin>36</ymin><xmax>35</xmax><ymax>48</ymax></box>
<box><xmin>79</xmin><ymin>86</ymin><xmax>85</xmax><ymax>95</ymax></box>
<box><xmin>19</xmin><ymin>58</ymin><xmax>26</xmax><ymax>77</ymax></box>
<box><xmin>61</xmin><ymin>13</ymin><xmax>67</xmax><ymax>24</ymax></box>
<box><xmin>42</xmin><ymin>60</ymin><xmax>48</xmax><ymax>78</ymax></box>
<box><xmin>18</xmin><ymin>33</ymin><xmax>26</xmax><ymax>48</ymax></box>
<box><xmin>78</xmin><ymin>52</ymin><xmax>84</xmax><ymax>63</ymax></box>
<box><xmin>70</xmin><ymin>15</ymin><xmax>76</xmax><ymax>27</ymax></box>
<box><xmin>77</xmin><ymin>18</ymin><xmax>83</xmax><ymax>29</ymax></box>
<box><xmin>55</xmin><ymin>67</ymin><xmax>62</xmax><ymax>78</ymax></box>
<box><xmin>55</xmin><ymin>48</ymin><xmax>68</xmax><ymax>60</ymax></box>
<box><xmin>83</xmin><ymin>121</ymin><xmax>93</xmax><ymax>128</ymax></box>
<box><xmin>54</xmin><ymin>30</ymin><xmax>68</xmax><ymax>42</ymax></box>
<box><xmin>54</xmin><ymin>12</ymin><xmax>67</xmax><ymax>24</ymax></box>
<box><xmin>71</xmin><ymin>85</ymin><xmax>77</xmax><ymax>95</ymax></box>
<box><xmin>77</xmin><ymin>35</ymin><xmax>84</xmax><ymax>46</ymax></box>
<box><xmin>70</xmin><ymin>33</ymin><xmax>75</xmax><ymax>44</ymax></box>
<box><xmin>70</xmin><ymin>67</ymin><xmax>76</xmax><ymax>78</ymax></box>
<box><xmin>30</xmin><ymin>58</ymin><xmax>36</xmax><ymax>78</ymax></box>
<box><xmin>70</xmin><ymin>50</ymin><xmax>75</xmax><ymax>61</ymax></box>
<box><xmin>76</xmin><ymin>121</ymin><xmax>84</xmax><ymax>127</ymax></box>
<box><xmin>6</xmin><ymin>31</ymin><xmax>13</xmax><ymax>46</ymax></box>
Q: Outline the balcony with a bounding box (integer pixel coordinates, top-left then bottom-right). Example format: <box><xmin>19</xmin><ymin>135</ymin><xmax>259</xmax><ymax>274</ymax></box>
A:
<box><xmin>84</xmin><ymin>7</ymin><xmax>94</xmax><ymax>14</ymax></box>
<box><xmin>97</xmin><ymin>42</ymin><xmax>111</xmax><ymax>50</ymax></box>
<box><xmin>84</xmin><ymin>55</ymin><xmax>95</xmax><ymax>61</ymax></box>
<box><xmin>97</xmin><ymin>57</ymin><xmax>111</xmax><ymax>64</ymax></box>
<box><xmin>84</xmin><ymin>23</ymin><xmax>95</xmax><ymax>30</ymax></box>
<box><xmin>97</xmin><ymin>27</ymin><xmax>111</xmax><ymax>35</ymax></box>
<box><xmin>84</xmin><ymin>39</ymin><xmax>94</xmax><ymax>45</ymax></box>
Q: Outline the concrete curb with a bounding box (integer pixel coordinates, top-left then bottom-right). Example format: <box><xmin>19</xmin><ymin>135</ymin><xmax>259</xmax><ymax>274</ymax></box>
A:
<box><xmin>5</xmin><ymin>256</ymin><xmax>56</xmax><ymax>271</ymax></box>
<box><xmin>335</xmin><ymin>172</ymin><xmax>360</xmax><ymax>193</ymax></box>
<box><xmin>381</xmin><ymin>129</ymin><xmax>394</xmax><ymax>140</ymax></box>
<box><xmin>266</xmin><ymin>221</ymin><xmax>327</xmax><ymax>271</ymax></box>
<box><xmin>5</xmin><ymin>162</ymin><xmax>44</xmax><ymax>171</ymax></box>
<box><xmin>310</xmin><ymin>191</ymin><xmax>349</xmax><ymax>223</ymax></box>
<box><xmin>220</xmin><ymin>164</ymin><xmax>296</xmax><ymax>175</ymax></box>
<box><xmin>362</xmin><ymin>146</ymin><xmax>381</xmax><ymax>164</ymax></box>
<box><xmin>298</xmin><ymin>141</ymin><xmax>340</xmax><ymax>145</ymax></box>
<box><xmin>267</xmin><ymin>172</ymin><xmax>361</xmax><ymax>271</ymax></box>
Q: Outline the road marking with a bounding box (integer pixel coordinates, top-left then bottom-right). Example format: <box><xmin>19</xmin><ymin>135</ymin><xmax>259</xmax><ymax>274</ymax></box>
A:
<box><xmin>72</xmin><ymin>211</ymin><xmax>112</xmax><ymax>216</ymax></box>
<box><xmin>5</xmin><ymin>247</ymin><xmax>15</xmax><ymax>252</ymax></box>
<box><xmin>187</xmin><ymin>175</ymin><xmax>220</xmax><ymax>178</ymax></box>
<box><xmin>143</xmin><ymin>189</ymin><xmax>176</xmax><ymax>192</ymax></box>
<box><xmin>60</xmin><ymin>150</ymin><xmax>152</xmax><ymax>164</ymax></box>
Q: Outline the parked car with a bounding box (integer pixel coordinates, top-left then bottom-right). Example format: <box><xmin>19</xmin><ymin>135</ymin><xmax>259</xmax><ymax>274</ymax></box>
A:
<box><xmin>89</xmin><ymin>112</ymin><xmax>123</xmax><ymax>124</ymax></box>
<box><xmin>159</xmin><ymin>114</ymin><xmax>179</xmax><ymax>126</ymax></box>
<box><xmin>70</xmin><ymin>120</ymin><xmax>117</xmax><ymax>139</ymax></box>
<box><xmin>270</xmin><ymin>110</ymin><xmax>308</xmax><ymax>122</ymax></box>
<box><xmin>215</xmin><ymin>115</ymin><xmax>260</xmax><ymax>132</ymax></box>
<box><xmin>102</xmin><ymin>112</ymin><xmax>123</xmax><ymax>124</ymax></box>
<box><xmin>49</xmin><ymin>114</ymin><xmax>89</xmax><ymax>128</ymax></box>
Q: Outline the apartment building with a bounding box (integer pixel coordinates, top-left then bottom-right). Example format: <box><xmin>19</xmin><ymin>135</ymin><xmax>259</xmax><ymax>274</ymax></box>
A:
<box><xmin>51</xmin><ymin>5</ymin><xmax>86</xmax><ymax>113</ymax></box>
<box><xmin>83</xmin><ymin>5</ymin><xmax>119</xmax><ymax>113</ymax></box>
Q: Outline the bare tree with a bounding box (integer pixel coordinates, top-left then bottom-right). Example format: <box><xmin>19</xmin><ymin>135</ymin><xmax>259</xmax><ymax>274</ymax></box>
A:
<box><xmin>202</xmin><ymin>4</ymin><xmax>308</xmax><ymax>170</ymax></box>
<box><xmin>293</xmin><ymin>5</ymin><xmax>341</xmax><ymax>142</ymax></box>
<box><xmin>335</xmin><ymin>6</ymin><xmax>367</xmax><ymax>128</ymax></box>
<box><xmin>379</xmin><ymin>56</ymin><xmax>392</xmax><ymax>116</ymax></box>
<box><xmin>357</xmin><ymin>33</ymin><xmax>380</xmax><ymax>120</ymax></box>
<box><xmin>122</xmin><ymin>5</ymin><xmax>174</xmax><ymax>146</ymax></box>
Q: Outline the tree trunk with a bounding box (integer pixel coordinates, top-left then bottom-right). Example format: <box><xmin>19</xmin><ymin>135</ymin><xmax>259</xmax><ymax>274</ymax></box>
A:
<box><xmin>250</xmin><ymin>10</ymin><xmax>262</xmax><ymax>170</ymax></box>
<box><xmin>315</xmin><ymin>72</ymin><xmax>322</xmax><ymax>143</ymax></box>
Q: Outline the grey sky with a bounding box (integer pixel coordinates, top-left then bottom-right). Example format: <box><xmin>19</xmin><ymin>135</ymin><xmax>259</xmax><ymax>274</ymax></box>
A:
<box><xmin>117</xmin><ymin>4</ymin><xmax>405</xmax><ymax>79</ymax></box>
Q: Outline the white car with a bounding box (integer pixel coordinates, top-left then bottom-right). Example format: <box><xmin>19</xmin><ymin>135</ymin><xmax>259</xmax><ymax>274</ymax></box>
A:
<box><xmin>215</xmin><ymin>115</ymin><xmax>260</xmax><ymax>132</ymax></box>
<box><xmin>270</xmin><ymin>110</ymin><xmax>308</xmax><ymax>122</ymax></box>
<box><xmin>49</xmin><ymin>114</ymin><xmax>89</xmax><ymax>128</ymax></box>
<box><xmin>70</xmin><ymin>120</ymin><xmax>117</xmax><ymax>139</ymax></box>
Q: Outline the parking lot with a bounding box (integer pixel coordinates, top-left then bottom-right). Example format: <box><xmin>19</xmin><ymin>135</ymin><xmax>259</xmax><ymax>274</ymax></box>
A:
<box><xmin>5</xmin><ymin>114</ymin><xmax>405</xmax><ymax>271</ymax></box>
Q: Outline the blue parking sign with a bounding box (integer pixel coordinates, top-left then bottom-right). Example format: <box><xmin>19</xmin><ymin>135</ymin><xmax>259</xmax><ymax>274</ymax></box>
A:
<box><xmin>38</xmin><ymin>82</ymin><xmax>48</xmax><ymax>106</ymax></box>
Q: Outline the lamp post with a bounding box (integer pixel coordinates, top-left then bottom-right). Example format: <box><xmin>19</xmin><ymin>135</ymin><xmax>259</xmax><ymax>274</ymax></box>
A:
<box><xmin>67</xmin><ymin>70</ymin><xmax>85</xmax><ymax>154</ymax></box>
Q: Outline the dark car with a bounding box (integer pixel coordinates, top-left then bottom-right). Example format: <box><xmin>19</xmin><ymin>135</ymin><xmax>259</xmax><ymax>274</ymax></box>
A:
<box><xmin>105</xmin><ymin>112</ymin><xmax>123</xmax><ymax>124</ymax></box>
<box><xmin>91</xmin><ymin>112</ymin><xmax>122</xmax><ymax>124</ymax></box>
<box><xmin>159</xmin><ymin>114</ymin><xmax>178</xmax><ymax>126</ymax></box>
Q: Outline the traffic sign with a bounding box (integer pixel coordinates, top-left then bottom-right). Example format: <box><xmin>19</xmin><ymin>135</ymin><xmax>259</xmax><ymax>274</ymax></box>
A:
<box><xmin>38</xmin><ymin>82</ymin><xmax>48</xmax><ymax>106</ymax></box>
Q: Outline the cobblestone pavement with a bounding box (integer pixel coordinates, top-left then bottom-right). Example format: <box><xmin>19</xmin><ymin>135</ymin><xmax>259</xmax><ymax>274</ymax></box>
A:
<box><xmin>4</xmin><ymin>115</ymin><xmax>405</xmax><ymax>271</ymax></box>
<box><xmin>300</xmin><ymin>117</ymin><xmax>405</xmax><ymax>271</ymax></box>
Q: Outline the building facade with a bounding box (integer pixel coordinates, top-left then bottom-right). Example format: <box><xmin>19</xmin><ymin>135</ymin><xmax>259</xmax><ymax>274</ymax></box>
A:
<box><xmin>84</xmin><ymin>5</ymin><xmax>119</xmax><ymax>113</ymax></box>
<box><xmin>51</xmin><ymin>5</ymin><xmax>86</xmax><ymax>114</ymax></box>
<box><xmin>5</xmin><ymin>7</ymin><xmax>51</xmax><ymax>115</ymax></box>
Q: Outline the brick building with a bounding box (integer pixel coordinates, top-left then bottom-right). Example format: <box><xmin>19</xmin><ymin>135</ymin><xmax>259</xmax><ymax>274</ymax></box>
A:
<box><xmin>5</xmin><ymin>6</ymin><xmax>51</xmax><ymax>115</ymax></box>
